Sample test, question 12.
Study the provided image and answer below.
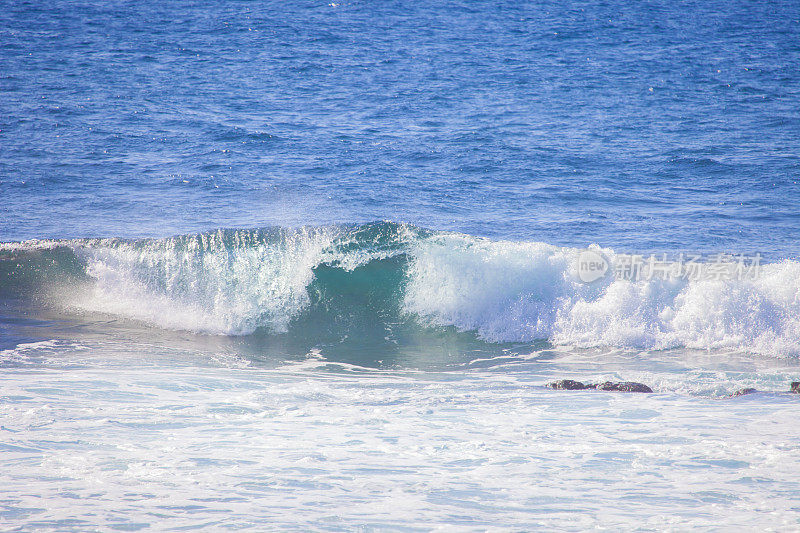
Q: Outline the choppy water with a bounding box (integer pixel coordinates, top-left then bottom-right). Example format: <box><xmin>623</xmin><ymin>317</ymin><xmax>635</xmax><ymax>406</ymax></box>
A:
<box><xmin>2</xmin><ymin>0</ymin><xmax>800</xmax><ymax>530</ymax></box>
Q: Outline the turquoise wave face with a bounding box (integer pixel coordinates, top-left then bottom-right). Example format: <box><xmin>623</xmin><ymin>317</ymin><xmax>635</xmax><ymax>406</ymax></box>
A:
<box><xmin>2</xmin><ymin>222</ymin><xmax>800</xmax><ymax>358</ymax></box>
<box><xmin>0</xmin><ymin>222</ymin><xmax>418</xmax><ymax>332</ymax></box>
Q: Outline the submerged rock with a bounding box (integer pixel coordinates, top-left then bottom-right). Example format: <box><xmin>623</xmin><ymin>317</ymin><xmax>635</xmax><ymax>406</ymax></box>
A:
<box><xmin>587</xmin><ymin>381</ymin><xmax>653</xmax><ymax>393</ymax></box>
<box><xmin>546</xmin><ymin>380</ymin><xmax>652</xmax><ymax>393</ymax></box>
<box><xmin>546</xmin><ymin>379</ymin><xmax>587</xmax><ymax>390</ymax></box>
<box><xmin>791</xmin><ymin>382</ymin><xmax>800</xmax><ymax>394</ymax></box>
<box><xmin>730</xmin><ymin>388</ymin><xmax>758</xmax><ymax>397</ymax></box>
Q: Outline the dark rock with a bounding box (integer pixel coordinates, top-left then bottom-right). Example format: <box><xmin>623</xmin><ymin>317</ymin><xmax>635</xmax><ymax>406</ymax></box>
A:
<box><xmin>546</xmin><ymin>380</ymin><xmax>587</xmax><ymax>390</ymax></box>
<box><xmin>791</xmin><ymin>382</ymin><xmax>800</xmax><ymax>394</ymax></box>
<box><xmin>546</xmin><ymin>380</ymin><xmax>653</xmax><ymax>393</ymax></box>
<box><xmin>730</xmin><ymin>388</ymin><xmax>758</xmax><ymax>397</ymax></box>
<box><xmin>588</xmin><ymin>381</ymin><xmax>653</xmax><ymax>393</ymax></box>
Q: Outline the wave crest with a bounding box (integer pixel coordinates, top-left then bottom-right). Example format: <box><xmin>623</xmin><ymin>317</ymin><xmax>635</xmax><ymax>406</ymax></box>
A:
<box><xmin>2</xmin><ymin>222</ymin><xmax>799</xmax><ymax>357</ymax></box>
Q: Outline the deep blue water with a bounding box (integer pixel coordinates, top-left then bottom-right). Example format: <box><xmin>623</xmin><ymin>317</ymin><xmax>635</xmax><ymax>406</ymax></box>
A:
<box><xmin>2</xmin><ymin>0</ymin><xmax>800</xmax><ymax>256</ymax></box>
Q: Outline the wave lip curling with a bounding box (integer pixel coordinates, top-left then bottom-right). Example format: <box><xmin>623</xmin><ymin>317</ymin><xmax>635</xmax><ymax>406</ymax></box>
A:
<box><xmin>1</xmin><ymin>222</ymin><xmax>798</xmax><ymax>358</ymax></box>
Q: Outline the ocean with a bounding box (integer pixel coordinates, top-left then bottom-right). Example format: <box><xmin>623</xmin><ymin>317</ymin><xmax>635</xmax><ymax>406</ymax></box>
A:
<box><xmin>1</xmin><ymin>0</ymin><xmax>800</xmax><ymax>530</ymax></box>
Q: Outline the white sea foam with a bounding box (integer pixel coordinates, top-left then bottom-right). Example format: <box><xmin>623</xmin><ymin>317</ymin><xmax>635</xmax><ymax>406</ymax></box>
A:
<box><xmin>404</xmin><ymin>233</ymin><xmax>800</xmax><ymax>357</ymax></box>
<box><xmin>68</xmin><ymin>228</ymin><xmax>339</xmax><ymax>335</ymax></box>
<box><xmin>0</xmin><ymin>357</ymin><xmax>798</xmax><ymax>531</ymax></box>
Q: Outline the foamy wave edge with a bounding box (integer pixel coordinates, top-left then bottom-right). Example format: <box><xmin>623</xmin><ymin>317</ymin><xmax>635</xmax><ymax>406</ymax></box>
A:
<box><xmin>2</xmin><ymin>222</ymin><xmax>799</xmax><ymax>358</ymax></box>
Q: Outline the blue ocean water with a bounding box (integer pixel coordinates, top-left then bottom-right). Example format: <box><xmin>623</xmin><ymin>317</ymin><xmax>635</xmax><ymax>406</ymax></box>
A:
<box><xmin>2</xmin><ymin>0</ymin><xmax>800</xmax><ymax>530</ymax></box>
<box><xmin>2</xmin><ymin>0</ymin><xmax>800</xmax><ymax>253</ymax></box>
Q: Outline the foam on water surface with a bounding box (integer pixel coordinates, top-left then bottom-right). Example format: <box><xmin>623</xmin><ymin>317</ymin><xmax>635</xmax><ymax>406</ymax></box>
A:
<box><xmin>0</xmin><ymin>343</ymin><xmax>798</xmax><ymax>531</ymax></box>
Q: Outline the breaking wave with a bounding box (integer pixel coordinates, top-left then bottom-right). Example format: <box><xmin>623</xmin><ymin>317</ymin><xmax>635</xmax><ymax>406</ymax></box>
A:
<box><xmin>2</xmin><ymin>222</ymin><xmax>799</xmax><ymax>357</ymax></box>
